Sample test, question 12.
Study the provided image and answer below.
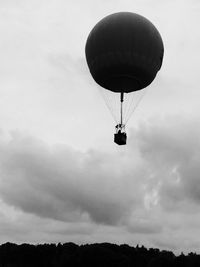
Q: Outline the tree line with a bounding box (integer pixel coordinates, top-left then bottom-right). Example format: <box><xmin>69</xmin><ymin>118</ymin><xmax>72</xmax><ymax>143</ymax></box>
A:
<box><xmin>0</xmin><ymin>241</ymin><xmax>199</xmax><ymax>267</ymax></box>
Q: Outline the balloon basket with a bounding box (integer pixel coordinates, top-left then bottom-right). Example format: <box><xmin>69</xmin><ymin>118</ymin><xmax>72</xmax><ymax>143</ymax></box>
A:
<box><xmin>114</xmin><ymin>132</ymin><xmax>127</xmax><ymax>145</ymax></box>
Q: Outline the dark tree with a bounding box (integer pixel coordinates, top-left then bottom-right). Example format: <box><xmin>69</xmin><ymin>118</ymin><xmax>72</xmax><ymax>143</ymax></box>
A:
<box><xmin>0</xmin><ymin>241</ymin><xmax>199</xmax><ymax>267</ymax></box>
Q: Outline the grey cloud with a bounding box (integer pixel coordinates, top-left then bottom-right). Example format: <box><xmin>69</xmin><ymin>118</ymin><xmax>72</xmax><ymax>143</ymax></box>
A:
<box><xmin>152</xmin><ymin>238</ymin><xmax>179</xmax><ymax>252</ymax></box>
<box><xmin>0</xmin><ymin>132</ymin><xmax>144</xmax><ymax>226</ymax></box>
<box><xmin>1</xmin><ymin>115</ymin><xmax>200</xmax><ymax>240</ymax></box>
<box><xmin>127</xmin><ymin>220</ymin><xmax>162</xmax><ymax>234</ymax></box>
<box><xmin>136</xmin><ymin>116</ymin><xmax>199</xmax><ymax>166</ymax></box>
<box><xmin>48</xmin><ymin>222</ymin><xmax>95</xmax><ymax>236</ymax></box>
<box><xmin>133</xmin><ymin>116</ymin><xmax>200</xmax><ymax>212</ymax></box>
<box><xmin>152</xmin><ymin>234</ymin><xmax>200</xmax><ymax>255</ymax></box>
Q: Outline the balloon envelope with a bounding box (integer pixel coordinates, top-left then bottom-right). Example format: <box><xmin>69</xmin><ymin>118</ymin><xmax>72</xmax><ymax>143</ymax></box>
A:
<box><xmin>85</xmin><ymin>12</ymin><xmax>164</xmax><ymax>93</ymax></box>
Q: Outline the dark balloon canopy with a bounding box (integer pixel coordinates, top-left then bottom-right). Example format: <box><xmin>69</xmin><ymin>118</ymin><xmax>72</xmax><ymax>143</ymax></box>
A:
<box><xmin>85</xmin><ymin>12</ymin><xmax>164</xmax><ymax>93</ymax></box>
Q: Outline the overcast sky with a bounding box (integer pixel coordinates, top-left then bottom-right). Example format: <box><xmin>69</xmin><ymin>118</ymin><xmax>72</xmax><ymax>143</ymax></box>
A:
<box><xmin>0</xmin><ymin>0</ymin><xmax>200</xmax><ymax>255</ymax></box>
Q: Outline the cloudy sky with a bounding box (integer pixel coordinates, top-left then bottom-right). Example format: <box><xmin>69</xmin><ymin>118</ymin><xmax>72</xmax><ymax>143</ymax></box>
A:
<box><xmin>0</xmin><ymin>0</ymin><xmax>200</xmax><ymax>254</ymax></box>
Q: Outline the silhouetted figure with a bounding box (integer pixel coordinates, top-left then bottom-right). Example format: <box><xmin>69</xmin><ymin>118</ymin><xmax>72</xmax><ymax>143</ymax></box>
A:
<box><xmin>114</xmin><ymin>124</ymin><xmax>127</xmax><ymax>145</ymax></box>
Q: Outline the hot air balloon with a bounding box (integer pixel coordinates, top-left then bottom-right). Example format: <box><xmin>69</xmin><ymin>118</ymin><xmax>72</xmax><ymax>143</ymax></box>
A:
<box><xmin>85</xmin><ymin>12</ymin><xmax>164</xmax><ymax>145</ymax></box>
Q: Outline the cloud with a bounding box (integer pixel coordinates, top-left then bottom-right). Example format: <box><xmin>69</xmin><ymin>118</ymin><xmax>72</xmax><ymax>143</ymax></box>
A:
<box><xmin>134</xmin><ymin>115</ymin><xmax>200</xmax><ymax>213</ymax></box>
<box><xmin>1</xmin><ymin>114</ymin><xmax>200</xmax><ymax>251</ymax></box>
<box><xmin>1</xmin><ymin>115</ymin><xmax>200</xmax><ymax>228</ymax></box>
<box><xmin>0</xmin><ymin>131</ymin><xmax>146</xmax><ymax>226</ymax></box>
<box><xmin>126</xmin><ymin>115</ymin><xmax>200</xmax><ymax>252</ymax></box>
<box><xmin>127</xmin><ymin>220</ymin><xmax>162</xmax><ymax>234</ymax></box>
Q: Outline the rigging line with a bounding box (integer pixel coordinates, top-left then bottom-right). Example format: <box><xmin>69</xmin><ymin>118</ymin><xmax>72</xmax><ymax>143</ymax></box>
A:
<box><xmin>123</xmin><ymin>93</ymin><xmax>129</xmax><ymax>120</ymax></box>
<box><xmin>120</xmin><ymin>92</ymin><xmax>124</xmax><ymax>125</ymax></box>
<box><xmin>99</xmin><ymin>89</ymin><xmax>118</xmax><ymax>123</ymax></box>
<box><xmin>125</xmin><ymin>93</ymin><xmax>134</xmax><ymax>119</ymax></box>
<box><xmin>125</xmin><ymin>88</ymin><xmax>148</xmax><ymax>124</ymax></box>
<box><xmin>114</xmin><ymin>92</ymin><xmax>119</xmax><ymax>123</ymax></box>
<box><xmin>110</xmin><ymin>98</ymin><xmax>118</xmax><ymax>123</ymax></box>
<box><xmin>125</xmin><ymin>93</ymin><xmax>143</xmax><ymax>124</ymax></box>
<box><xmin>112</xmin><ymin>93</ymin><xmax>119</xmax><ymax>123</ymax></box>
<box><xmin>109</xmin><ymin>92</ymin><xmax>118</xmax><ymax>122</ymax></box>
<box><xmin>118</xmin><ymin>94</ymin><xmax>121</xmax><ymax>122</ymax></box>
<box><xmin>123</xmin><ymin>92</ymin><xmax>132</xmax><ymax>124</ymax></box>
<box><xmin>126</xmin><ymin>92</ymin><xmax>137</xmax><ymax>119</ymax></box>
<box><xmin>124</xmin><ymin>92</ymin><xmax>136</xmax><ymax>123</ymax></box>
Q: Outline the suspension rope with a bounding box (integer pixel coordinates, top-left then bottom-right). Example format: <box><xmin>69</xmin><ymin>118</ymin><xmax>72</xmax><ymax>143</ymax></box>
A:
<box><xmin>120</xmin><ymin>92</ymin><xmax>124</xmax><ymax>126</ymax></box>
